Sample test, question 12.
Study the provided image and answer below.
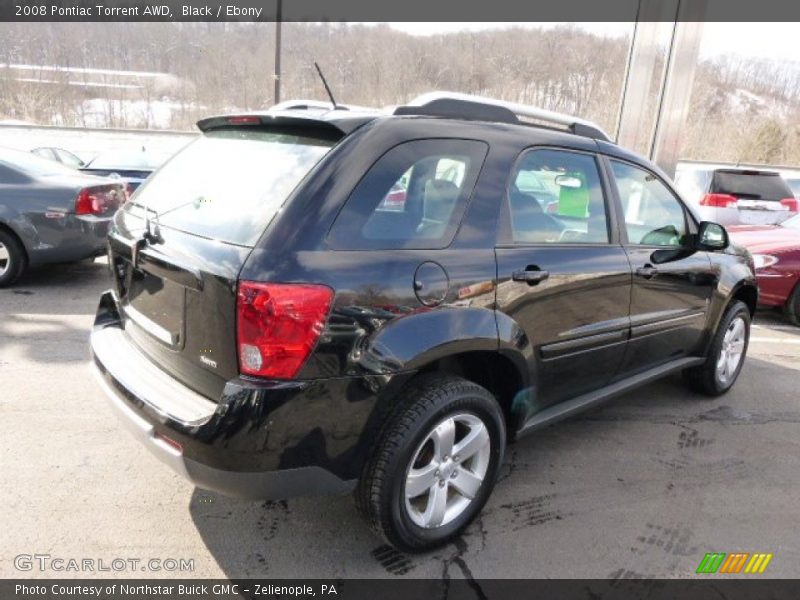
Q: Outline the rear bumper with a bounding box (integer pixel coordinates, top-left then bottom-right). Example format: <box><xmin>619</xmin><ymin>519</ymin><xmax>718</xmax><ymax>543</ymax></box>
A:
<box><xmin>697</xmin><ymin>205</ymin><xmax>795</xmax><ymax>227</ymax></box>
<box><xmin>27</xmin><ymin>214</ymin><xmax>112</xmax><ymax>267</ymax></box>
<box><xmin>92</xmin><ymin>359</ymin><xmax>353</xmax><ymax>499</ymax></box>
<box><xmin>90</xmin><ymin>290</ymin><xmax>360</xmax><ymax>500</ymax></box>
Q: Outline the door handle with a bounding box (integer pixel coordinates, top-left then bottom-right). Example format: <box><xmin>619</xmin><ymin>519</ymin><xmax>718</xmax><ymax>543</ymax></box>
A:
<box><xmin>512</xmin><ymin>268</ymin><xmax>550</xmax><ymax>285</ymax></box>
<box><xmin>636</xmin><ymin>265</ymin><xmax>659</xmax><ymax>279</ymax></box>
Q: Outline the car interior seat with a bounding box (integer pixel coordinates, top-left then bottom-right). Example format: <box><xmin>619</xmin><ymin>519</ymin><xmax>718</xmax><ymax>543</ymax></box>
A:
<box><xmin>509</xmin><ymin>184</ymin><xmax>563</xmax><ymax>242</ymax></box>
<box><xmin>417</xmin><ymin>179</ymin><xmax>461</xmax><ymax>238</ymax></box>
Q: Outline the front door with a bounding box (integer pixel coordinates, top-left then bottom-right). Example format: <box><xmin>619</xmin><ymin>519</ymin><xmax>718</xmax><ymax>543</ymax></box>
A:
<box><xmin>495</xmin><ymin>148</ymin><xmax>632</xmax><ymax>411</ymax></box>
<box><xmin>607</xmin><ymin>158</ymin><xmax>717</xmax><ymax>376</ymax></box>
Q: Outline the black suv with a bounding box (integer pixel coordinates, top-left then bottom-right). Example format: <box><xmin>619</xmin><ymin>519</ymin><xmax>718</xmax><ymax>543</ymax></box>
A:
<box><xmin>91</xmin><ymin>92</ymin><xmax>756</xmax><ymax>551</ymax></box>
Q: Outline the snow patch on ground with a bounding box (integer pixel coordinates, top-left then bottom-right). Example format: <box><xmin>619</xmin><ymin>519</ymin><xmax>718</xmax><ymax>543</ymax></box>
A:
<box><xmin>54</xmin><ymin>98</ymin><xmax>198</xmax><ymax>130</ymax></box>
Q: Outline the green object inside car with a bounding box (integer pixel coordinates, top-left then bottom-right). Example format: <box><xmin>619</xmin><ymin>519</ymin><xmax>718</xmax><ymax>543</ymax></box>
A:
<box><xmin>558</xmin><ymin>172</ymin><xmax>590</xmax><ymax>218</ymax></box>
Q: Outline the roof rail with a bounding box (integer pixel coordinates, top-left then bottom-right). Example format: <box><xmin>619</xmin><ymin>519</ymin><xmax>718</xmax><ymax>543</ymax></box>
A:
<box><xmin>395</xmin><ymin>91</ymin><xmax>612</xmax><ymax>142</ymax></box>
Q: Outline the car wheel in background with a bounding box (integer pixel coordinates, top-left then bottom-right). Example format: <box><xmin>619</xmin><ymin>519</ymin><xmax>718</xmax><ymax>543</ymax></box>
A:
<box><xmin>683</xmin><ymin>300</ymin><xmax>750</xmax><ymax>396</ymax></box>
<box><xmin>0</xmin><ymin>229</ymin><xmax>26</xmax><ymax>287</ymax></box>
<box><xmin>357</xmin><ymin>374</ymin><xmax>505</xmax><ymax>552</ymax></box>
<box><xmin>783</xmin><ymin>283</ymin><xmax>800</xmax><ymax>327</ymax></box>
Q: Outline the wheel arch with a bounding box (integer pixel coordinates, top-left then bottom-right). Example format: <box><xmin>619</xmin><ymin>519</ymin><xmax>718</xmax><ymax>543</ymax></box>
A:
<box><xmin>355</xmin><ymin>307</ymin><xmax>533</xmax><ymax>442</ymax></box>
<box><xmin>414</xmin><ymin>349</ymin><xmax>531</xmax><ymax>438</ymax></box>
<box><xmin>731</xmin><ymin>281</ymin><xmax>758</xmax><ymax>317</ymax></box>
<box><xmin>0</xmin><ymin>220</ymin><xmax>30</xmax><ymax>269</ymax></box>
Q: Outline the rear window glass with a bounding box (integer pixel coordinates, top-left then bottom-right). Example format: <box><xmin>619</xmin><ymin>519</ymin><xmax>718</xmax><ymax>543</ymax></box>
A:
<box><xmin>711</xmin><ymin>171</ymin><xmax>793</xmax><ymax>201</ymax></box>
<box><xmin>127</xmin><ymin>129</ymin><xmax>336</xmax><ymax>246</ymax></box>
<box><xmin>327</xmin><ymin>139</ymin><xmax>488</xmax><ymax>250</ymax></box>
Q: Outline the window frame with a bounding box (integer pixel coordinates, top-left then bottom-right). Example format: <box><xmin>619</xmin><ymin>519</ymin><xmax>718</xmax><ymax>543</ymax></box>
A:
<box><xmin>603</xmin><ymin>155</ymin><xmax>699</xmax><ymax>249</ymax></box>
<box><xmin>326</xmin><ymin>137</ymin><xmax>489</xmax><ymax>251</ymax></box>
<box><xmin>496</xmin><ymin>145</ymin><xmax>621</xmax><ymax>248</ymax></box>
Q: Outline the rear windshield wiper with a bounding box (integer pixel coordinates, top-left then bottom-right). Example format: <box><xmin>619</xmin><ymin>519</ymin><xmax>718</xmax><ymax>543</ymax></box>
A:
<box><xmin>127</xmin><ymin>198</ymin><xmax>209</xmax><ymax>267</ymax></box>
<box><xmin>130</xmin><ymin>197</ymin><xmax>210</xmax><ymax>243</ymax></box>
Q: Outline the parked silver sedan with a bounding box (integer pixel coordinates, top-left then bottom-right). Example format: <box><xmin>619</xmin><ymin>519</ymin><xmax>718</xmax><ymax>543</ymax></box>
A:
<box><xmin>0</xmin><ymin>148</ymin><xmax>125</xmax><ymax>286</ymax></box>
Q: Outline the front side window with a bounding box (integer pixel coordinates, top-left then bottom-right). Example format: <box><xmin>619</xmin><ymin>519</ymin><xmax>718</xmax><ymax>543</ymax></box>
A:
<box><xmin>328</xmin><ymin>139</ymin><xmax>488</xmax><ymax>250</ymax></box>
<box><xmin>612</xmin><ymin>161</ymin><xmax>688</xmax><ymax>247</ymax></box>
<box><xmin>506</xmin><ymin>148</ymin><xmax>610</xmax><ymax>244</ymax></box>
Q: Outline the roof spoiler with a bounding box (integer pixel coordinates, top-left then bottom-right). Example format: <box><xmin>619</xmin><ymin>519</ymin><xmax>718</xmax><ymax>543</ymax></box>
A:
<box><xmin>196</xmin><ymin>113</ymin><xmax>366</xmax><ymax>136</ymax></box>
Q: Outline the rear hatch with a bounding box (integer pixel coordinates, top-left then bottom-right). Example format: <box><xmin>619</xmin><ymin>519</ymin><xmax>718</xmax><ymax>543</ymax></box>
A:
<box><xmin>711</xmin><ymin>170</ymin><xmax>797</xmax><ymax>225</ymax></box>
<box><xmin>108</xmin><ymin>125</ymin><xmax>340</xmax><ymax>401</ymax></box>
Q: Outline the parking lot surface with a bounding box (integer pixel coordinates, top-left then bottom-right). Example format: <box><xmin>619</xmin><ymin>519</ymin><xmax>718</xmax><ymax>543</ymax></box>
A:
<box><xmin>2</xmin><ymin>259</ymin><xmax>799</xmax><ymax>579</ymax></box>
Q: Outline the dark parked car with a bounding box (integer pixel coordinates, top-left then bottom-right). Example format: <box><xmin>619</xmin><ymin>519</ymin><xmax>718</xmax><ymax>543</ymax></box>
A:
<box><xmin>675</xmin><ymin>167</ymin><xmax>798</xmax><ymax>226</ymax></box>
<box><xmin>729</xmin><ymin>214</ymin><xmax>800</xmax><ymax>325</ymax></box>
<box><xmin>31</xmin><ymin>146</ymin><xmax>86</xmax><ymax>169</ymax></box>
<box><xmin>0</xmin><ymin>147</ymin><xmax>125</xmax><ymax>286</ymax></box>
<box><xmin>90</xmin><ymin>93</ymin><xmax>757</xmax><ymax>551</ymax></box>
<box><xmin>80</xmin><ymin>148</ymin><xmax>170</xmax><ymax>195</ymax></box>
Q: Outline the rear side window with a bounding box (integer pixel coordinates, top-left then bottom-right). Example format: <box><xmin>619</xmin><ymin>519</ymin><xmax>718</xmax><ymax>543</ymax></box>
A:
<box><xmin>507</xmin><ymin>148</ymin><xmax>610</xmax><ymax>244</ymax></box>
<box><xmin>128</xmin><ymin>128</ymin><xmax>337</xmax><ymax>247</ymax></box>
<box><xmin>327</xmin><ymin>139</ymin><xmax>488</xmax><ymax>250</ymax></box>
<box><xmin>711</xmin><ymin>171</ymin><xmax>793</xmax><ymax>201</ymax></box>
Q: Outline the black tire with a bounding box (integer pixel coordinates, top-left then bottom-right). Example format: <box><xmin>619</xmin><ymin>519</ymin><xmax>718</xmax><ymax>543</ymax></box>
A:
<box><xmin>783</xmin><ymin>283</ymin><xmax>800</xmax><ymax>327</ymax></box>
<box><xmin>357</xmin><ymin>374</ymin><xmax>505</xmax><ymax>552</ymax></box>
<box><xmin>0</xmin><ymin>229</ymin><xmax>26</xmax><ymax>287</ymax></box>
<box><xmin>683</xmin><ymin>300</ymin><xmax>750</xmax><ymax>396</ymax></box>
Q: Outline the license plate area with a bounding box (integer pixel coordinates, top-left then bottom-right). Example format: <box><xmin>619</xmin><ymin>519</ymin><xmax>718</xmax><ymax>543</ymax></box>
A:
<box><xmin>123</xmin><ymin>268</ymin><xmax>185</xmax><ymax>348</ymax></box>
<box><xmin>736</xmin><ymin>199</ymin><xmax>784</xmax><ymax>212</ymax></box>
<box><xmin>737</xmin><ymin>206</ymin><xmax>785</xmax><ymax>225</ymax></box>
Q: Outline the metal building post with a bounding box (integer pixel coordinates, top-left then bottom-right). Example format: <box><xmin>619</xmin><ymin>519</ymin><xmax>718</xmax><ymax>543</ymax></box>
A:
<box><xmin>616</xmin><ymin>0</ymin><xmax>707</xmax><ymax>178</ymax></box>
<box><xmin>615</xmin><ymin>0</ymin><xmax>678</xmax><ymax>155</ymax></box>
<box><xmin>273</xmin><ymin>0</ymin><xmax>282</xmax><ymax>106</ymax></box>
<box><xmin>650</xmin><ymin>3</ymin><xmax>707</xmax><ymax>177</ymax></box>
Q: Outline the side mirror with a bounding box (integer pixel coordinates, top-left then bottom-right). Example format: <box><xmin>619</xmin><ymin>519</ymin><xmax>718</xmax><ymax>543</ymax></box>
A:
<box><xmin>697</xmin><ymin>221</ymin><xmax>729</xmax><ymax>251</ymax></box>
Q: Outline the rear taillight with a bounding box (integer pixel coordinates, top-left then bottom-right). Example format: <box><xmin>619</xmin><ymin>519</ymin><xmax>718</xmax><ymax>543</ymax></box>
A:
<box><xmin>700</xmin><ymin>193</ymin><xmax>738</xmax><ymax>208</ymax></box>
<box><xmin>236</xmin><ymin>282</ymin><xmax>334</xmax><ymax>379</ymax></box>
<box><xmin>75</xmin><ymin>184</ymin><xmax>124</xmax><ymax>216</ymax></box>
<box><xmin>780</xmin><ymin>197</ymin><xmax>799</xmax><ymax>212</ymax></box>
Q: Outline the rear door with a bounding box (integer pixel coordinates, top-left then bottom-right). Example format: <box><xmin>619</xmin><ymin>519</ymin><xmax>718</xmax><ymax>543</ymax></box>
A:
<box><xmin>607</xmin><ymin>158</ymin><xmax>716</xmax><ymax>375</ymax></box>
<box><xmin>495</xmin><ymin>147</ymin><xmax>632</xmax><ymax>407</ymax></box>
<box><xmin>108</xmin><ymin>125</ymin><xmax>340</xmax><ymax>400</ymax></box>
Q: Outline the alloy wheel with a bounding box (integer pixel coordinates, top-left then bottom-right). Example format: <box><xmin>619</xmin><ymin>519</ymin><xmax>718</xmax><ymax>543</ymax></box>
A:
<box><xmin>404</xmin><ymin>412</ymin><xmax>491</xmax><ymax>529</ymax></box>
<box><xmin>0</xmin><ymin>242</ymin><xmax>9</xmax><ymax>277</ymax></box>
<box><xmin>716</xmin><ymin>316</ymin><xmax>746</xmax><ymax>385</ymax></box>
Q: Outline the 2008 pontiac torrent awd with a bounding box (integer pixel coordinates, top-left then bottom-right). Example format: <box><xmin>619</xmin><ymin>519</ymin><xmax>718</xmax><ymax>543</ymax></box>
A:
<box><xmin>91</xmin><ymin>92</ymin><xmax>757</xmax><ymax>551</ymax></box>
